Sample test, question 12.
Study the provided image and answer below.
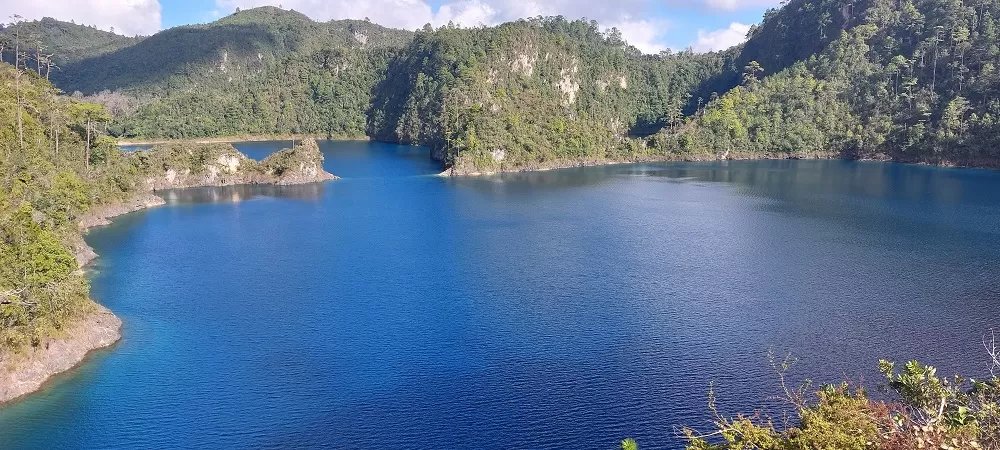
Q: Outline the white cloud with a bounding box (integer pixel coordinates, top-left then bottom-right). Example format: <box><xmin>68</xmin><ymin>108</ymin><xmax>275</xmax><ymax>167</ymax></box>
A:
<box><xmin>216</xmin><ymin>0</ymin><xmax>435</xmax><ymax>30</ymax></box>
<box><xmin>603</xmin><ymin>19</ymin><xmax>669</xmax><ymax>54</ymax></box>
<box><xmin>0</xmin><ymin>0</ymin><xmax>161</xmax><ymax>36</ymax></box>
<box><xmin>702</xmin><ymin>0</ymin><xmax>783</xmax><ymax>11</ymax></box>
<box><xmin>691</xmin><ymin>22</ymin><xmax>751</xmax><ymax>52</ymax></box>
<box><xmin>215</xmin><ymin>0</ymin><xmax>672</xmax><ymax>52</ymax></box>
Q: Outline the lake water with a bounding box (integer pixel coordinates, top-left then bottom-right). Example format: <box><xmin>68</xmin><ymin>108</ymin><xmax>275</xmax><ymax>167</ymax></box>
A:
<box><xmin>2</xmin><ymin>140</ymin><xmax>999</xmax><ymax>449</ymax></box>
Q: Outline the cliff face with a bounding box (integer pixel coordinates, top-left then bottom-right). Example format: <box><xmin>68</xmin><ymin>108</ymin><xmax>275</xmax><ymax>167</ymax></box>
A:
<box><xmin>366</xmin><ymin>19</ymin><xmax>720</xmax><ymax>175</ymax></box>
<box><xmin>141</xmin><ymin>138</ymin><xmax>336</xmax><ymax>190</ymax></box>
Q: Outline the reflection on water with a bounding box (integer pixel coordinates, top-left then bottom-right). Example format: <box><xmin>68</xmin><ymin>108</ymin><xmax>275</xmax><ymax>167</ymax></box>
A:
<box><xmin>629</xmin><ymin>159</ymin><xmax>992</xmax><ymax>206</ymax></box>
<box><xmin>157</xmin><ymin>183</ymin><xmax>326</xmax><ymax>205</ymax></box>
<box><xmin>458</xmin><ymin>159</ymin><xmax>1000</xmax><ymax>238</ymax></box>
<box><xmin>453</xmin><ymin>159</ymin><xmax>998</xmax><ymax>211</ymax></box>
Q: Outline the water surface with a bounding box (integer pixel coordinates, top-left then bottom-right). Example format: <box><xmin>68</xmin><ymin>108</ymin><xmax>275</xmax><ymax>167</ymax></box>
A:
<box><xmin>2</xmin><ymin>141</ymin><xmax>999</xmax><ymax>449</ymax></box>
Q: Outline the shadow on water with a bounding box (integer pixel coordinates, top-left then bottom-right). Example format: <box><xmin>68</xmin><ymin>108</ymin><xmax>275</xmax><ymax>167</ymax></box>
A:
<box><xmin>626</xmin><ymin>159</ymin><xmax>1000</xmax><ymax>206</ymax></box>
<box><xmin>449</xmin><ymin>163</ymin><xmax>640</xmax><ymax>193</ymax></box>
<box><xmin>156</xmin><ymin>183</ymin><xmax>326</xmax><ymax>205</ymax></box>
<box><xmin>448</xmin><ymin>158</ymin><xmax>998</xmax><ymax>204</ymax></box>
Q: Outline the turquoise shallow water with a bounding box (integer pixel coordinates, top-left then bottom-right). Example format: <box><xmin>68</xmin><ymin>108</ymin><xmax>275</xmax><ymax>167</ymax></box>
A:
<box><xmin>2</xmin><ymin>140</ymin><xmax>999</xmax><ymax>448</ymax></box>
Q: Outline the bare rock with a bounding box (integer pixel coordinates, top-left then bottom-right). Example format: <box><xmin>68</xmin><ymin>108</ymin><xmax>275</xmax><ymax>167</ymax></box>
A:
<box><xmin>0</xmin><ymin>304</ymin><xmax>122</xmax><ymax>405</ymax></box>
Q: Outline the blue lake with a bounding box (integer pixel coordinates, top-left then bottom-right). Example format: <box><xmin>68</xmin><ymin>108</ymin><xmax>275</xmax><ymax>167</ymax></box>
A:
<box><xmin>2</xmin><ymin>140</ymin><xmax>999</xmax><ymax>448</ymax></box>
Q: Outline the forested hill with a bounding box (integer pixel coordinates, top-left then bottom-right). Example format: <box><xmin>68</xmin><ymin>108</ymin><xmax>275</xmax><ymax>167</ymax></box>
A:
<box><xmin>1</xmin><ymin>7</ymin><xmax>414</xmax><ymax>139</ymax></box>
<box><xmin>367</xmin><ymin>19</ymin><xmax>725</xmax><ymax>172</ymax></box>
<box><xmin>661</xmin><ymin>0</ymin><xmax>1000</xmax><ymax>167</ymax></box>
<box><xmin>0</xmin><ymin>17</ymin><xmax>142</xmax><ymax>69</ymax></box>
<box><xmin>9</xmin><ymin>0</ymin><xmax>1000</xmax><ymax>171</ymax></box>
<box><xmin>53</xmin><ymin>7</ymin><xmax>412</xmax><ymax>94</ymax></box>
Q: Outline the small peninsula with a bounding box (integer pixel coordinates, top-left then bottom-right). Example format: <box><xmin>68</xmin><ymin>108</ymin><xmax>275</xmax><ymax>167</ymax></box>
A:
<box><xmin>0</xmin><ymin>66</ymin><xmax>335</xmax><ymax>405</ymax></box>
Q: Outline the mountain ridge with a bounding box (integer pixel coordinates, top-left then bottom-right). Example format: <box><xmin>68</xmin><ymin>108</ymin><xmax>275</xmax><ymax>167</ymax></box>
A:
<box><xmin>8</xmin><ymin>1</ymin><xmax>1000</xmax><ymax>171</ymax></box>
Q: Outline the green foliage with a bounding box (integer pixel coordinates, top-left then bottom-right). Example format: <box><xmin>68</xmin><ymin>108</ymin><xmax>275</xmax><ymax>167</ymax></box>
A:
<box><xmin>28</xmin><ymin>7</ymin><xmax>412</xmax><ymax>140</ymax></box>
<box><xmin>0</xmin><ymin>17</ymin><xmax>142</xmax><ymax>67</ymax></box>
<box><xmin>0</xmin><ymin>62</ymin><xmax>140</xmax><ymax>355</ymax></box>
<box><xmin>15</xmin><ymin>1</ymin><xmax>1000</xmax><ymax>173</ymax></box>
<box><xmin>661</xmin><ymin>64</ymin><xmax>863</xmax><ymax>160</ymax></box>
<box><xmin>663</xmin><ymin>0</ymin><xmax>1000</xmax><ymax>168</ymax></box>
<box><xmin>681</xmin><ymin>356</ymin><xmax>1000</xmax><ymax>450</ymax></box>
<box><xmin>367</xmin><ymin>17</ymin><xmax>722</xmax><ymax>173</ymax></box>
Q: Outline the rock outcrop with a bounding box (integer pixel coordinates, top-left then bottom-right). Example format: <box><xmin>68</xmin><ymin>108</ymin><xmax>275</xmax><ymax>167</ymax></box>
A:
<box><xmin>258</xmin><ymin>138</ymin><xmax>337</xmax><ymax>185</ymax></box>
<box><xmin>143</xmin><ymin>139</ymin><xmax>336</xmax><ymax>190</ymax></box>
<box><xmin>0</xmin><ymin>304</ymin><xmax>122</xmax><ymax>405</ymax></box>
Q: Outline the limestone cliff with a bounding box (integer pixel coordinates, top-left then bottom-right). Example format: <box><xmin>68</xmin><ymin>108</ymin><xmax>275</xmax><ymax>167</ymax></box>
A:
<box><xmin>142</xmin><ymin>139</ymin><xmax>336</xmax><ymax>190</ymax></box>
<box><xmin>258</xmin><ymin>138</ymin><xmax>336</xmax><ymax>185</ymax></box>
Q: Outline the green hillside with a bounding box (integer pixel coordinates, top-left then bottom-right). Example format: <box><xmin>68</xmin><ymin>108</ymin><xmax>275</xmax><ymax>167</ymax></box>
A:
<box><xmin>367</xmin><ymin>18</ymin><xmax>724</xmax><ymax>173</ymax></box>
<box><xmin>40</xmin><ymin>7</ymin><xmax>413</xmax><ymax>139</ymax></box>
<box><xmin>16</xmin><ymin>1</ymin><xmax>1000</xmax><ymax>171</ymax></box>
<box><xmin>0</xmin><ymin>17</ymin><xmax>142</xmax><ymax>70</ymax></box>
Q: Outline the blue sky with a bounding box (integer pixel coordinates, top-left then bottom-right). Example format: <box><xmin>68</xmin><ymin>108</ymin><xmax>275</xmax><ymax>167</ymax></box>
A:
<box><xmin>3</xmin><ymin>0</ymin><xmax>783</xmax><ymax>52</ymax></box>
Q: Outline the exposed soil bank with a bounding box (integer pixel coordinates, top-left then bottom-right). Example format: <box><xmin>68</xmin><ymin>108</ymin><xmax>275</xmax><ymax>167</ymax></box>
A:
<box><xmin>0</xmin><ymin>304</ymin><xmax>121</xmax><ymax>406</ymax></box>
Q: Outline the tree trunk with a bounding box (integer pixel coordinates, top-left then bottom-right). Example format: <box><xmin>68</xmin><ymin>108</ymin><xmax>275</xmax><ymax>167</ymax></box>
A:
<box><xmin>15</xmin><ymin>71</ymin><xmax>23</xmax><ymax>150</ymax></box>
<box><xmin>85</xmin><ymin>118</ymin><xmax>92</xmax><ymax>170</ymax></box>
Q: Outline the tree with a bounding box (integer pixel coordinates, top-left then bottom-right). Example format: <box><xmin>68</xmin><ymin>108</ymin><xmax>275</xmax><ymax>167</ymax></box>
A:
<box><xmin>742</xmin><ymin>61</ymin><xmax>764</xmax><ymax>86</ymax></box>
<box><xmin>939</xmin><ymin>96</ymin><xmax>970</xmax><ymax>140</ymax></box>
<box><xmin>69</xmin><ymin>102</ymin><xmax>111</xmax><ymax>170</ymax></box>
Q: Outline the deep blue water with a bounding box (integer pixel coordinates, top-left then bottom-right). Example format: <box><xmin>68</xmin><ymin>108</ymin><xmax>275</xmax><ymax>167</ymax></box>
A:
<box><xmin>2</xmin><ymin>141</ymin><xmax>1000</xmax><ymax>449</ymax></box>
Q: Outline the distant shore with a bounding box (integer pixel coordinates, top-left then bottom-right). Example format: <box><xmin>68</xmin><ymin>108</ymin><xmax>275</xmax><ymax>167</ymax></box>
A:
<box><xmin>438</xmin><ymin>151</ymin><xmax>849</xmax><ymax>177</ymax></box>
<box><xmin>438</xmin><ymin>150</ymin><xmax>1000</xmax><ymax>177</ymax></box>
<box><xmin>118</xmin><ymin>133</ymin><xmax>369</xmax><ymax>147</ymax></box>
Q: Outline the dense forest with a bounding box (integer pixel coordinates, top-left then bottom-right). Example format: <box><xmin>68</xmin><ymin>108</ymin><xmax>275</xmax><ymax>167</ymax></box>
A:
<box><xmin>6</xmin><ymin>1</ymin><xmax>1000</xmax><ymax>172</ymax></box>
<box><xmin>0</xmin><ymin>17</ymin><xmax>142</xmax><ymax>69</ymax></box>
<box><xmin>0</xmin><ymin>58</ymin><xmax>330</xmax><ymax>357</ymax></box>
<box><xmin>367</xmin><ymin>18</ymin><xmax>724</xmax><ymax>172</ymax></box>
<box><xmin>2</xmin><ymin>7</ymin><xmax>412</xmax><ymax>139</ymax></box>
<box><xmin>0</xmin><ymin>61</ymin><xmax>137</xmax><ymax>352</ymax></box>
<box><xmin>660</xmin><ymin>0</ymin><xmax>1000</xmax><ymax>167</ymax></box>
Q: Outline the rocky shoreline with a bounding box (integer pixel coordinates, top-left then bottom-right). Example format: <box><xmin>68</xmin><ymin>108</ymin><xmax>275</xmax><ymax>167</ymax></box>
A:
<box><xmin>0</xmin><ymin>139</ymin><xmax>336</xmax><ymax>407</ymax></box>
<box><xmin>435</xmin><ymin>150</ymin><xmax>923</xmax><ymax>177</ymax></box>
<box><xmin>0</xmin><ymin>304</ymin><xmax>122</xmax><ymax>405</ymax></box>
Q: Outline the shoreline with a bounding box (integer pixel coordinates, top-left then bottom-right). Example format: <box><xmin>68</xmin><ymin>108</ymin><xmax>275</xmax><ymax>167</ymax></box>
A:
<box><xmin>120</xmin><ymin>134</ymin><xmax>1000</xmax><ymax>175</ymax></box>
<box><xmin>118</xmin><ymin>133</ymin><xmax>369</xmax><ymax>147</ymax></box>
<box><xmin>0</xmin><ymin>304</ymin><xmax>122</xmax><ymax>406</ymax></box>
<box><xmin>0</xmin><ymin>140</ymin><xmax>338</xmax><ymax>408</ymax></box>
<box><xmin>0</xmin><ymin>192</ymin><xmax>166</xmax><ymax>407</ymax></box>
<box><xmin>438</xmin><ymin>151</ymin><xmax>1000</xmax><ymax>177</ymax></box>
<box><xmin>438</xmin><ymin>152</ymin><xmax>844</xmax><ymax>177</ymax></box>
